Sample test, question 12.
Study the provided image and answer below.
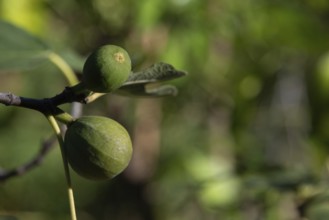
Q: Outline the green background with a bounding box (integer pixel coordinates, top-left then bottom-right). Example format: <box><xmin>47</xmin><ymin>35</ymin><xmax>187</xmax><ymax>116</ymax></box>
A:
<box><xmin>1</xmin><ymin>0</ymin><xmax>329</xmax><ymax>219</ymax></box>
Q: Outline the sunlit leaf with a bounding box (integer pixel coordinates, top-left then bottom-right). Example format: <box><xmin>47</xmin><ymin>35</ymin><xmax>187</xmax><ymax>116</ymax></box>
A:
<box><xmin>0</xmin><ymin>20</ymin><xmax>50</xmax><ymax>70</ymax></box>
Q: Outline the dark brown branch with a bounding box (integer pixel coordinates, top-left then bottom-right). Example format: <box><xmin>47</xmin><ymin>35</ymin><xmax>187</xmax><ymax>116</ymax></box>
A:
<box><xmin>0</xmin><ymin>136</ymin><xmax>57</xmax><ymax>182</ymax></box>
<box><xmin>0</xmin><ymin>88</ymin><xmax>89</xmax><ymax>116</ymax></box>
<box><xmin>50</xmin><ymin>87</ymin><xmax>90</xmax><ymax>106</ymax></box>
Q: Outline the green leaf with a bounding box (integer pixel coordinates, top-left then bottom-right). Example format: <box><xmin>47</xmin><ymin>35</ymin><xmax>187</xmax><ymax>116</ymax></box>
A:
<box><xmin>117</xmin><ymin>83</ymin><xmax>178</xmax><ymax>97</ymax></box>
<box><xmin>146</xmin><ymin>84</ymin><xmax>178</xmax><ymax>96</ymax></box>
<box><xmin>116</xmin><ymin>62</ymin><xmax>187</xmax><ymax>97</ymax></box>
<box><xmin>124</xmin><ymin>62</ymin><xmax>187</xmax><ymax>85</ymax></box>
<box><xmin>0</xmin><ymin>20</ymin><xmax>51</xmax><ymax>70</ymax></box>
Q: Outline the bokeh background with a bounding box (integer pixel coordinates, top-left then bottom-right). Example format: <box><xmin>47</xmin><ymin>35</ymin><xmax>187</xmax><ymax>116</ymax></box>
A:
<box><xmin>2</xmin><ymin>0</ymin><xmax>329</xmax><ymax>219</ymax></box>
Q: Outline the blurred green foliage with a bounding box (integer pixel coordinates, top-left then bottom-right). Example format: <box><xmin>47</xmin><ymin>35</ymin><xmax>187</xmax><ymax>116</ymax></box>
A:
<box><xmin>2</xmin><ymin>0</ymin><xmax>329</xmax><ymax>219</ymax></box>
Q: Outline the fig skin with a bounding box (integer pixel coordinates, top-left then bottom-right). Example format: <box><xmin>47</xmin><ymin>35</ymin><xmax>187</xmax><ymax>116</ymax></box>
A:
<box><xmin>64</xmin><ymin>116</ymin><xmax>133</xmax><ymax>180</ymax></box>
<box><xmin>82</xmin><ymin>45</ymin><xmax>131</xmax><ymax>93</ymax></box>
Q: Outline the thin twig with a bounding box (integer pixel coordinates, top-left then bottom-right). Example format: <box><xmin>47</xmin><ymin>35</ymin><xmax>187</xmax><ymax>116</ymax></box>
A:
<box><xmin>0</xmin><ymin>136</ymin><xmax>56</xmax><ymax>182</ymax></box>
<box><xmin>0</xmin><ymin>90</ymin><xmax>84</xmax><ymax>182</ymax></box>
<box><xmin>47</xmin><ymin>115</ymin><xmax>77</xmax><ymax>220</ymax></box>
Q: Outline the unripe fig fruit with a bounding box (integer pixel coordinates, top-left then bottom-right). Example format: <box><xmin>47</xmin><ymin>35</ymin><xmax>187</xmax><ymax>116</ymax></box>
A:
<box><xmin>64</xmin><ymin>116</ymin><xmax>133</xmax><ymax>180</ymax></box>
<box><xmin>82</xmin><ymin>45</ymin><xmax>132</xmax><ymax>93</ymax></box>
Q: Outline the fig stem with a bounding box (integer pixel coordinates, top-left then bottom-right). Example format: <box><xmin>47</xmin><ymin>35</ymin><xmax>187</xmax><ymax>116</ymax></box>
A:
<box><xmin>46</xmin><ymin>114</ymin><xmax>77</xmax><ymax>220</ymax></box>
<box><xmin>47</xmin><ymin>52</ymin><xmax>79</xmax><ymax>86</ymax></box>
<box><xmin>54</xmin><ymin>111</ymin><xmax>75</xmax><ymax>125</ymax></box>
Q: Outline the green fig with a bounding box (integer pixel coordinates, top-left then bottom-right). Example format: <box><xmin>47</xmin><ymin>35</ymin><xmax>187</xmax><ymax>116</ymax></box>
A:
<box><xmin>64</xmin><ymin>116</ymin><xmax>133</xmax><ymax>180</ymax></box>
<box><xmin>82</xmin><ymin>45</ymin><xmax>131</xmax><ymax>93</ymax></box>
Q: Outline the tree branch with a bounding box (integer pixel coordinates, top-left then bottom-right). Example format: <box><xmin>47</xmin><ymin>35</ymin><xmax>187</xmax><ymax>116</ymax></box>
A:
<box><xmin>0</xmin><ymin>88</ymin><xmax>88</xmax><ymax>112</ymax></box>
<box><xmin>0</xmin><ymin>136</ymin><xmax>56</xmax><ymax>182</ymax></box>
<box><xmin>0</xmin><ymin>90</ymin><xmax>84</xmax><ymax>182</ymax></box>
